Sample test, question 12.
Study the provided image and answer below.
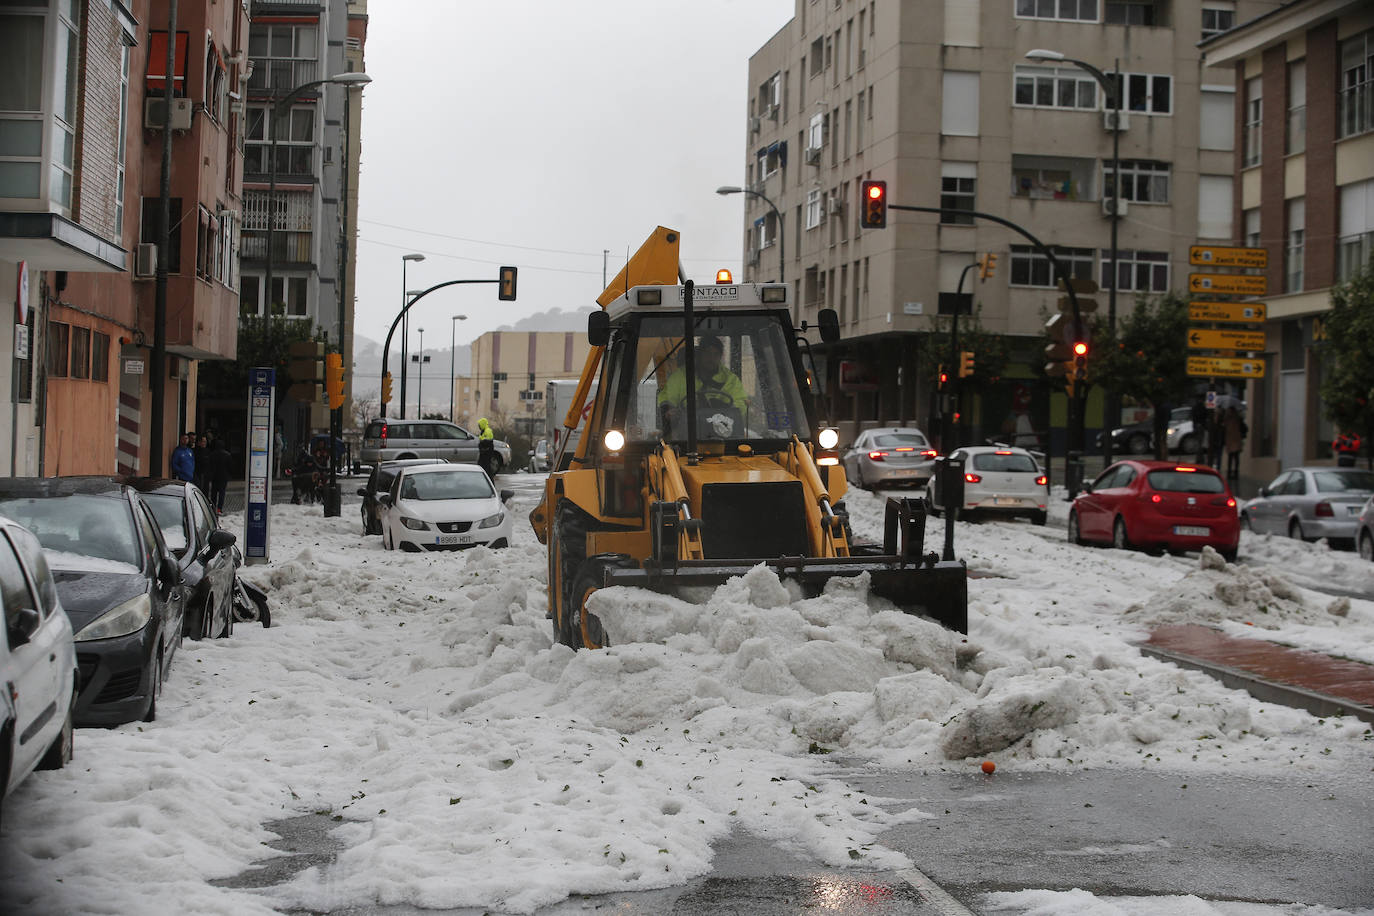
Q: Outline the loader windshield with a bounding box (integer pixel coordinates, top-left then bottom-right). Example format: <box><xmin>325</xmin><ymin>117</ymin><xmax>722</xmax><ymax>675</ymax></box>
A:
<box><xmin>610</xmin><ymin>312</ymin><xmax>811</xmax><ymax>449</ymax></box>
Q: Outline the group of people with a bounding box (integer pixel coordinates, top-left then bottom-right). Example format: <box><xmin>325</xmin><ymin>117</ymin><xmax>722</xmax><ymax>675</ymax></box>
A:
<box><xmin>1190</xmin><ymin>399</ymin><xmax>1248</xmax><ymax>485</ymax></box>
<box><xmin>170</xmin><ymin>431</ymin><xmax>232</xmax><ymax>512</ymax></box>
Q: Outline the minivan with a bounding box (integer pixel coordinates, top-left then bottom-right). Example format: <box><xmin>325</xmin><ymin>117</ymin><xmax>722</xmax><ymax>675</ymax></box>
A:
<box><xmin>361</xmin><ymin>419</ymin><xmax>512</xmax><ymax>474</ymax></box>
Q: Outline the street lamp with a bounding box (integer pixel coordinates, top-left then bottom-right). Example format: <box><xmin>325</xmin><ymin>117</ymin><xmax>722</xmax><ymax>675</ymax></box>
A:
<box><xmin>265</xmin><ymin>72</ymin><xmax>370</xmax><ymax>325</ymax></box>
<box><xmin>1026</xmin><ymin>48</ymin><xmax>1122</xmax><ymax>464</ymax></box>
<box><xmin>450</xmin><ymin>314</ymin><xmax>468</xmax><ymax>421</ymax></box>
<box><xmin>716</xmin><ymin>185</ymin><xmax>785</xmax><ymax>287</ymax></box>
<box><xmin>411</xmin><ymin>327</ymin><xmax>430</xmax><ymax>417</ymax></box>
<box><xmin>399</xmin><ymin>253</ymin><xmax>425</xmax><ymax>418</ymax></box>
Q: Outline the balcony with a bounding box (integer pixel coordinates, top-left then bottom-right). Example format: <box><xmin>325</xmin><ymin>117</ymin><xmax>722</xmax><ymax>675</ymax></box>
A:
<box><xmin>239</xmin><ymin>230</ymin><xmax>315</xmax><ymax>267</ymax></box>
<box><xmin>247</xmin><ymin>59</ymin><xmax>319</xmax><ymax>97</ymax></box>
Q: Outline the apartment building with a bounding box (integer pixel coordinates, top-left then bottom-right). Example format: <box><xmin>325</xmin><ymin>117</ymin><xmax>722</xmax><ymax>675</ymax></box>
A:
<box><xmin>459</xmin><ymin>331</ymin><xmax>594</xmax><ymax>438</ymax></box>
<box><xmin>234</xmin><ymin>0</ymin><xmax>367</xmax><ymax>446</ymax></box>
<box><xmin>1202</xmin><ymin>0</ymin><xmax>1374</xmax><ymax>480</ymax></box>
<box><xmin>740</xmin><ymin>0</ymin><xmax>1280</xmax><ymax>449</ymax></box>
<box><xmin>0</xmin><ymin>0</ymin><xmax>248</xmax><ymax>476</ymax></box>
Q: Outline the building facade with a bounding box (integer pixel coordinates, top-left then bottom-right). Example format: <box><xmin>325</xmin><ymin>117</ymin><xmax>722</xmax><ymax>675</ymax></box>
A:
<box><xmin>0</xmin><ymin>0</ymin><xmax>248</xmax><ymax>477</ymax></box>
<box><xmin>459</xmin><ymin>330</ymin><xmax>594</xmax><ymax>439</ymax></box>
<box><xmin>235</xmin><ymin>0</ymin><xmax>366</xmax><ymax>447</ymax></box>
<box><xmin>740</xmin><ymin>0</ymin><xmax>1280</xmax><ymax>452</ymax></box>
<box><xmin>1203</xmin><ymin>0</ymin><xmax>1374</xmax><ymax>480</ymax></box>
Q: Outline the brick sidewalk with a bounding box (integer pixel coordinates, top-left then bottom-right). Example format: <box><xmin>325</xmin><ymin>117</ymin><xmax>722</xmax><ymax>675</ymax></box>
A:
<box><xmin>1142</xmin><ymin>624</ymin><xmax>1374</xmax><ymax>724</ymax></box>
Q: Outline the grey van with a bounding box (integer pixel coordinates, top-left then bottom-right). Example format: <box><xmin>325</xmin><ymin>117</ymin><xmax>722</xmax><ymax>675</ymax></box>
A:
<box><xmin>361</xmin><ymin>419</ymin><xmax>511</xmax><ymax>473</ymax></box>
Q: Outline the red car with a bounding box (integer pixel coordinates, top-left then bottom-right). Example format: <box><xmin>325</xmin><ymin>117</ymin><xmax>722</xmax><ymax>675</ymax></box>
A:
<box><xmin>1068</xmin><ymin>460</ymin><xmax>1240</xmax><ymax>561</ymax></box>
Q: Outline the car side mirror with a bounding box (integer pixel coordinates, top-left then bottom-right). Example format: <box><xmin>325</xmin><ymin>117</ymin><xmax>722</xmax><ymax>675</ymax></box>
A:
<box><xmin>500</xmin><ymin>489</ymin><xmax>514</xmax><ymax>502</ymax></box>
<box><xmin>160</xmin><ymin>556</ymin><xmax>181</xmax><ymax>585</ymax></box>
<box><xmin>378</xmin><ymin>493</ymin><xmax>392</xmax><ymax>507</ymax></box>
<box><xmin>7</xmin><ymin>606</ymin><xmax>40</xmax><ymax>648</ymax></box>
<box><xmin>206</xmin><ymin>529</ymin><xmax>236</xmax><ymax>557</ymax></box>
<box><xmin>1258</xmin><ymin>486</ymin><xmax>1270</xmax><ymax>497</ymax></box>
<box><xmin>357</xmin><ymin>487</ymin><xmax>368</xmax><ymax>497</ymax></box>
<box><xmin>1081</xmin><ymin>482</ymin><xmax>1094</xmax><ymax>494</ymax></box>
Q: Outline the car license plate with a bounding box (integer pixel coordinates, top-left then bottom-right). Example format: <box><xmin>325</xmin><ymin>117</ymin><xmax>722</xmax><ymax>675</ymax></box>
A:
<box><xmin>1349</xmin><ymin>506</ymin><xmax>1362</xmax><ymax>517</ymax></box>
<box><xmin>992</xmin><ymin>497</ymin><xmax>1024</xmax><ymax>506</ymax></box>
<box><xmin>436</xmin><ymin>533</ymin><xmax>473</xmax><ymax>546</ymax></box>
<box><xmin>1173</xmin><ymin>525</ymin><xmax>1209</xmax><ymax>537</ymax></box>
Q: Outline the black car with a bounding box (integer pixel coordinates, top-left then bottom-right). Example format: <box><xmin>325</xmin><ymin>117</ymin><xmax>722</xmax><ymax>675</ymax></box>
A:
<box><xmin>127</xmin><ymin>478</ymin><xmax>238</xmax><ymax>640</ymax></box>
<box><xmin>358</xmin><ymin>458</ymin><xmax>448</xmax><ymax>535</ymax></box>
<box><xmin>0</xmin><ymin>477</ymin><xmax>186</xmax><ymax>726</ymax></box>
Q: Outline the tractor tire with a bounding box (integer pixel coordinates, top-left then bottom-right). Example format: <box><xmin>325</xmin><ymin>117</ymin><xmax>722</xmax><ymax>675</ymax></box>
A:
<box><xmin>552</xmin><ymin>500</ymin><xmax>592</xmax><ymax>649</ymax></box>
<box><xmin>569</xmin><ymin>561</ymin><xmax>611</xmax><ymax>650</ymax></box>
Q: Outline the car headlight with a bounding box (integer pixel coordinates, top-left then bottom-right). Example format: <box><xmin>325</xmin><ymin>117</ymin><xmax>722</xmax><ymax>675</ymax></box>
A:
<box><xmin>1167</xmin><ymin>427</ymin><xmax>1177</xmax><ymax>436</ymax></box>
<box><xmin>400</xmin><ymin>516</ymin><xmax>430</xmax><ymax>530</ymax></box>
<box><xmin>478</xmin><ymin>511</ymin><xmax>505</xmax><ymax>529</ymax></box>
<box><xmin>75</xmin><ymin>593</ymin><xmax>152</xmax><ymax>642</ymax></box>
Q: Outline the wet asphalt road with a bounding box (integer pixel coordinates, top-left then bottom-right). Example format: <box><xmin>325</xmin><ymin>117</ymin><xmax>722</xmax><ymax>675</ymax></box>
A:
<box><xmin>215</xmin><ymin>766</ymin><xmax>1374</xmax><ymax>915</ymax></box>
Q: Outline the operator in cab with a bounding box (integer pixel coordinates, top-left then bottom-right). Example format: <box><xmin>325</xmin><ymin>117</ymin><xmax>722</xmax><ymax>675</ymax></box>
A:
<box><xmin>657</xmin><ymin>335</ymin><xmax>749</xmax><ymax>438</ymax></box>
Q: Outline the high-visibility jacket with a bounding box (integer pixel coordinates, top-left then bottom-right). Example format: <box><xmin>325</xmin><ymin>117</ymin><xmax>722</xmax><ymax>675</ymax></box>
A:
<box><xmin>477</xmin><ymin>418</ymin><xmax>494</xmax><ymax>442</ymax></box>
<box><xmin>656</xmin><ymin>365</ymin><xmax>748</xmax><ymax>410</ymax></box>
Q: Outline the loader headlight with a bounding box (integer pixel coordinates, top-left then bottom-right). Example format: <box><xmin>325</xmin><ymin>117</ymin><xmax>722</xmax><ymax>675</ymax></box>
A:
<box><xmin>817</xmin><ymin>428</ymin><xmax>839</xmax><ymax>449</ymax></box>
<box><xmin>604</xmin><ymin>429</ymin><xmax>625</xmax><ymax>452</ymax></box>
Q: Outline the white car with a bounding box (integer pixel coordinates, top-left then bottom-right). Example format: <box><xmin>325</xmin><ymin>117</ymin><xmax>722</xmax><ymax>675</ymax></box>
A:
<box><xmin>925</xmin><ymin>445</ymin><xmax>1049</xmax><ymax>525</ymax></box>
<box><xmin>379</xmin><ymin>464</ymin><xmax>514</xmax><ymax>552</ymax></box>
<box><xmin>1</xmin><ymin>515</ymin><xmax>77</xmax><ymax>819</ymax></box>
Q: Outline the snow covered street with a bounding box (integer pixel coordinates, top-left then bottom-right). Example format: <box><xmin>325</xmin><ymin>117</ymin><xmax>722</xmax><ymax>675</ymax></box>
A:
<box><xmin>1</xmin><ymin>483</ymin><xmax>1371</xmax><ymax>915</ymax></box>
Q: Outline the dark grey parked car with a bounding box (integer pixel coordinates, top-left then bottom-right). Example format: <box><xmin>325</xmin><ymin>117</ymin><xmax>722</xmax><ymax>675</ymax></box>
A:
<box><xmin>0</xmin><ymin>477</ymin><xmax>186</xmax><ymax>726</ymax></box>
<box><xmin>358</xmin><ymin>458</ymin><xmax>448</xmax><ymax>536</ymax></box>
<box><xmin>1241</xmin><ymin>466</ymin><xmax>1374</xmax><ymax>545</ymax></box>
<box><xmin>360</xmin><ymin>419</ymin><xmax>512</xmax><ymax>474</ymax></box>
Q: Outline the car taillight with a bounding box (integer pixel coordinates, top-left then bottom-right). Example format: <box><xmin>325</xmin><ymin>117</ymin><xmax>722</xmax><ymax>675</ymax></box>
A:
<box><xmin>920</xmin><ymin>449</ymin><xmax>938</xmax><ymax>458</ymax></box>
<box><xmin>1151</xmin><ymin>493</ymin><xmax>1162</xmax><ymax>503</ymax></box>
<box><xmin>1035</xmin><ymin>475</ymin><xmax>1048</xmax><ymax>486</ymax></box>
<box><xmin>1225</xmin><ymin>497</ymin><xmax>1236</xmax><ymax>508</ymax></box>
<box><xmin>379</xmin><ymin>425</ymin><xmax>387</xmax><ymax>442</ymax></box>
<box><xmin>964</xmin><ymin>472</ymin><xmax>982</xmax><ymax>483</ymax></box>
<box><xmin>1315</xmin><ymin>501</ymin><xmax>1334</xmax><ymax>517</ymax></box>
<box><xmin>894</xmin><ymin>446</ymin><xmax>914</xmax><ymax>452</ymax></box>
<box><xmin>868</xmin><ymin>450</ymin><xmax>887</xmax><ymax>461</ymax></box>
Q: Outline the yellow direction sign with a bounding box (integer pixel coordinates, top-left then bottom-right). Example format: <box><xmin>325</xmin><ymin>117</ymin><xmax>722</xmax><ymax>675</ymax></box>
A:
<box><xmin>1188</xmin><ymin>273</ymin><xmax>1267</xmax><ymax>295</ymax></box>
<box><xmin>1187</xmin><ymin>328</ymin><xmax>1266</xmax><ymax>350</ymax></box>
<box><xmin>1187</xmin><ymin>356</ymin><xmax>1266</xmax><ymax>379</ymax></box>
<box><xmin>1189</xmin><ymin>301</ymin><xmax>1266</xmax><ymax>323</ymax></box>
<box><xmin>1189</xmin><ymin>245</ymin><xmax>1268</xmax><ymax>269</ymax></box>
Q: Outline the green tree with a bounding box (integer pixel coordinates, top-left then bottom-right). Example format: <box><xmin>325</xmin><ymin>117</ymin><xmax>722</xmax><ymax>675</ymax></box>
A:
<box><xmin>1317</xmin><ymin>259</ymin><xmax>1374</xmax><ymax>465</ymax></box>
<box><xmin>1065</xmin><ymin>292</ymin><xmax>1193</xmax><ymax>458</ymax></box>
<box><xmin>915</xmin><ymin>306</ymin><xmax>1014</xmax><ymax>390</ymax></box>
<box><xmin>198</xmin><ymin>316</ymin><xmax>325</xmax><ymax>406</ymax></box>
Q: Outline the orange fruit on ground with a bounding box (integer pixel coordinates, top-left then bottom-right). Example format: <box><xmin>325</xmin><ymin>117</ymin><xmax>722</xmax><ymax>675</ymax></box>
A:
<box><xmin>981</xmin><ymin>760</ymin><xmax>996</xmax><ymax>774</ymax></box>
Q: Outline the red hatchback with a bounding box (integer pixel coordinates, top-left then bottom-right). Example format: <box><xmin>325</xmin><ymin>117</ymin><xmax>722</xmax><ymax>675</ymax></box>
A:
<box><xmin>1068</xmin><ymin>460</ymin><xmax>1240</xmax><ymax>561</ymax></box>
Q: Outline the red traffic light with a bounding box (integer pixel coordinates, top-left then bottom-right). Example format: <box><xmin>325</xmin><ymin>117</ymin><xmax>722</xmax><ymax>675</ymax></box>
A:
<box><xmin>1073</xmin><ymin>341</ymin><xmax>1088</xmax><ymax>356</ymax></box>
<box><xmin>860</xmin><ymin>179</ymin><xmax>887</xmax><ymax>228</ymax></box>
<box><xmin>867</xmin><ymin>184</ymin><xmax>883</xmax><ymax>201</ymax></box>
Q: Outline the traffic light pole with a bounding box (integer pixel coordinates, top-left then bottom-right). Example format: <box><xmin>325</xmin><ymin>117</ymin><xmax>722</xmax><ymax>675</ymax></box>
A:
<box><xmin>885</xmin><ymin>203</ymin><xmax>1090</xmax><ymax>494</ymax></box>
<box><xmin>946</xmin><ymin>261</ymin><xmax>979</xmax><ymax>453</ymax></box>
<box><xmin>379</xmin><ymin>274</ymin><xmax>514</xmax><ymax>418</ymax></box>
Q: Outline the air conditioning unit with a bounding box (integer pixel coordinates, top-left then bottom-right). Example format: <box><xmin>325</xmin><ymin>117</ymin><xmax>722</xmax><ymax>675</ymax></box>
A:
<box><xmin>1102</xmin><ymin>197</ymin><xmax>1129</xmax><ymax>217</ymax></box>
<box><xmin>1103</xmin><ymin>110</ymin><xmax>1130</xmax><ymax>132</ymax></box>
<box><xmin>805</xmin><ymin>146</ymin><xmax>822</xmax><ymax>165</ymax></box>
<box><xmin>144</xmin><ymin>96</ymin><xmax>192</xmax><ymax>131</ymax></box>
<box><xmin>750</xmin><ymin>116</ymin><xmax>761</xmax><ymax>134</ymax></box>
<box><xmin>828</xmin><ymin>196</ymin><xmax>844</xmax><ymax>214</ymax></box>
<box><xmin>134</xmin><ymin>242</ymin><xmax>156</xmax><ymax>279</ymax></box>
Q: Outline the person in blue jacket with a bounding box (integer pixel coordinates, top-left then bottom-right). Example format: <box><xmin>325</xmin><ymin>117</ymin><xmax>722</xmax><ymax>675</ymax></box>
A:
<box><xmin>170</xmin><ymin>432</ymin><xmax>195</xmax><ymax>482</ymax></box>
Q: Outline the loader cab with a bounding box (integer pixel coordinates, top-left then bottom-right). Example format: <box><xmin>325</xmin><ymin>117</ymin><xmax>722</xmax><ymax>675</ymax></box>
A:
<box><xmin>590</xmin><ymin>301</ymin><xmax>815</xmax><ymax>460</ymax></box>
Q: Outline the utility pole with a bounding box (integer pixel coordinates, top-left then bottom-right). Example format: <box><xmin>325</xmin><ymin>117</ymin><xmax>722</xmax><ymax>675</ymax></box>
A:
<box><xmin>150</xmin><ymin>0</ymin><xmax>177</xmax><ymax>477</ymax></box>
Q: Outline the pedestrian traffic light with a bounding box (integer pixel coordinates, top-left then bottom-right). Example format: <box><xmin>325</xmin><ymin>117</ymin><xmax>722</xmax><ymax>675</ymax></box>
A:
<box><xmin>860</xmin><ymin>179</ymin><xmax>887</xmax><ymax>228</ymax></box>
<box><xmin>978</xmin><ymin>252</ymin><xmax>997</xmax><ymax>281</ymax></box>
<box><xmin>498</xmin><ymin>266</ymin><xmax>518</xmax><ymax>301</ymax></box>
<box><xmin>287</xmin><ymin>339</ymin><xmax>324</xmax><ymax>402</ymax></box>
<box><xmin>326</xmin><ymin>352</ymin><xmax>345</xmax><ymax>409</ymax></box>
<box><xmin>958</xmin><ymin>350</ymin><xmax>975</xmax><ymax>378</ymax></box>
<box><xmin>381</xmin><ymin>371</ymin><xmax>393</xmax><ymax>405</ymax></box>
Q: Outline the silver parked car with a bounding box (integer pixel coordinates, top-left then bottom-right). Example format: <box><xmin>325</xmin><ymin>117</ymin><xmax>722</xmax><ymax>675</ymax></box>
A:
<box><xmin>841</xmin><ymin>427</ymin><xmax>938</xmax><ymax>489</ymax></box>
<box><xmin>360</xmin><ymin>419</ymin><xmax>512</xmax><ymax>474</ymax></box>
<box><xmin>1241</xmin><ymin>466</ymin><xmax>1374</xmax><ymax>544</ymax></box>
<box><xmin>1356</xmin><ymin>497</ymin><xmax>1374</xmax><ymax>561</ymax></box>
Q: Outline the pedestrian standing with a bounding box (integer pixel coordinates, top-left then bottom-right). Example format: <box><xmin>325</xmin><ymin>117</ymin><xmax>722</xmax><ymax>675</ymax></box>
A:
<box><xmin>477</xmin><ymin>417</ymin><xmax>496</xmax><ymax>478</ymax></box>
<box><xmin>1333</xmin><ymin>430</ymin><xmax>1361</xmax><ymax>467</ymax></box>
<box><xmin>273</xmin><ymin>424</ymin><xmax>286</xmax><ymax>479</ymax></box>
<box><xmin>171</xmin><ymin>432</ymin><xmax>195</xmax><ymax>482</ymax></box>
<box><xmin>1190</xmin><ymin>397</ymin><xmax>1208</xmax><ymax>465</ymax></box>
<box><xmin>1223</xmin><ymin>407</ymin><xmax>1246</xmax><ymax>485</ymax></box>
<box><xmin>193</xmin><ymin>433</ymin><xmax>210</xmax><ymax>492</ymax></box>
<box><xmin>207</xmin><ymin>436</ymin><xmax>233</xmax><ymax>513</ymax></box>
<box><xmin>1209</xmin><ymin>410</ymin><xmax>1226</xmax><ymax>470</ymax></box>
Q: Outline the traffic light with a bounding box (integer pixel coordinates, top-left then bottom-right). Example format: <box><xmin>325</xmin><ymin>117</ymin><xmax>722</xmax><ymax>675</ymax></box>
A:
<box><xmin>859</xmin><ymin>179</ymin><xmax>887</xmax><ymax>228</ymax></box>
<box><xmin>1072</xmin><ymin>340</ymin><xmax>1089</xmax><ymax>381</ymax></box>
<box><xmin>326</xmin><ymin>352</ymin><xmax>345</xmax><ymax>409</ymax></box>
<box><xmin>381</xmin><ymin>372</ymin><xmax>393</xmax><ymax>405</ymax></box>
<box><xmin>937</xmin><ymin>365</ymin><xmax>948</xmax><ymax>389</ymax></box>
<box><xmin>287</xmin><ymin>339</ymin><xmax>324</xmax><ymax>402</ymax></box>
<box><xmin>958</xmin><ymin>350</ymin><xmax>975</xmax><ymax>378</ymax></box>
<box><xmin>498</xmin><ymin>266</ymin><xmax>518</xmax><ymax>301</ymax></box>
<box><xmin>979</xmin><ymin>252</ymin><xmax>997</xmax><ymax>280</ymax></box>
<box><xmin>1043</xmin><ymin>312</ymin><xmax>1074</xmax><ymax>378</ymax></box>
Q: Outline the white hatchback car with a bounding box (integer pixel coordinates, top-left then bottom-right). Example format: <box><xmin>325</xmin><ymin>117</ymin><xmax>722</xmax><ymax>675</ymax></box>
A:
<box><xmin>379</xmin><ymin>464</ymin><xmax>514</xmax><ymax>552</ymax></box>
<box><xmin>1</xmin><ymin>515</ymin><xmax>77</xmax><ymax>819</ymax></box>
<box><xmin>925</xmin><ymin>445</ymin><xmax>1049</xmax><ymax>525</ymax></box>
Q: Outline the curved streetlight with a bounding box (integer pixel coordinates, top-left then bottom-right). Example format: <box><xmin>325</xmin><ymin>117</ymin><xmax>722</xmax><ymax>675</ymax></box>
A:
<box><xmin>1027</xmin><ymin>47</ymin><xmax>1123</xmax><ymax>463</ymax></box>
<box><xmin>399</xmin><ymin>254</ymin><xmax>425</xmax><ymax>418</ymax></box>
<box><xmin>450</xmin><ymin>314</ymin><xmax>468</xmax><ymax>421</ymax></box>
<box><xmin>716</xmin><ymin>186</ymin><xmax>785</xmax><ymax>288</ymax></box>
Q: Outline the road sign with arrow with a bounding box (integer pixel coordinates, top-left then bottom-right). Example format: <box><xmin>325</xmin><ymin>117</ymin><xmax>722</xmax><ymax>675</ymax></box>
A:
<box><xmin>1187</xmin><ymin>328</ymin><xmax>1266</xmax><ymax>351</ymax></box>
<box><xmin>1188</xmin><ymin>273</ymin><xmax>1267</xmax><ymax>295</ymax></box>
<box><xmin>1188</xmin><ymin>301</ymin><xmax>1266</xmax><ymax>323</ymax></box>
<box><xmin>1186</xmin><ymin>356</ymin><xmax>1266</xmax><ymax>378</ymax></box>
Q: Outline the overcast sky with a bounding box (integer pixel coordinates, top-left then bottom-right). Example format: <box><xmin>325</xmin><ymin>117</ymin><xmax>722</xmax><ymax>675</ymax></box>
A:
<box><xmin>352</xmin><ymin>0</ymin><xmax>795</xmax><ymax>356</ymax></box>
